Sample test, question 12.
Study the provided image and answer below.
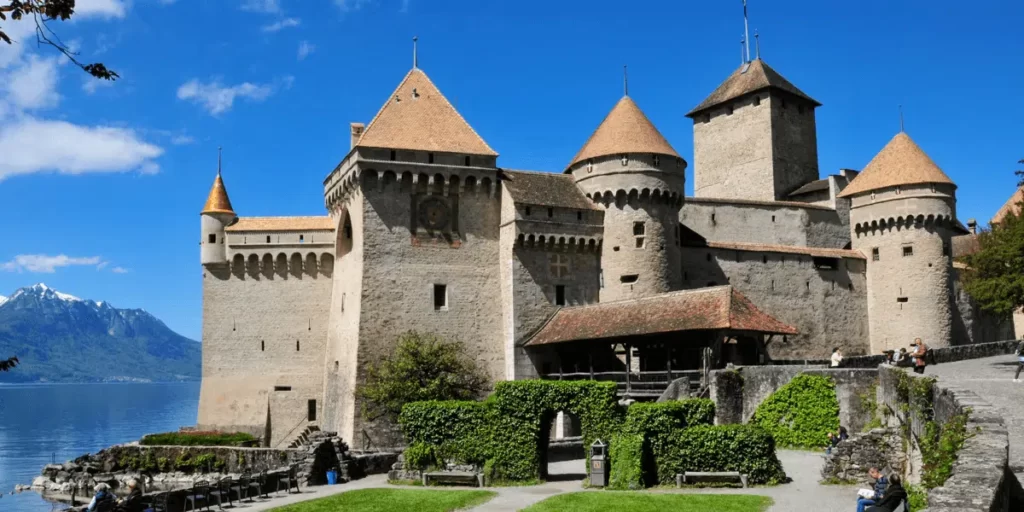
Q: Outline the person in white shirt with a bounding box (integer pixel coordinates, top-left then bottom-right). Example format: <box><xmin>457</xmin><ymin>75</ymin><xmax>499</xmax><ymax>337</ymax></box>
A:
<box><xmin>830</xmin><ymin>347</ymin><xmax>843</xmax><ymax>368</ymax></box>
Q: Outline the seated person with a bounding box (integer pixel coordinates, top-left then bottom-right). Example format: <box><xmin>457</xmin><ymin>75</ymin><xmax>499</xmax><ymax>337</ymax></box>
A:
<box><xmin>838</xmin><ymin>426</ymin><xmax>849</xmax><ymax>442</ymax></box>
<box><xmin>87</xmin><ymin>483</ymin><xmax>116</xmax><ymax>512</ymax></box>
<box><xmin>116</xmin><ymin>479</ymin><xmax>143</xmax><ymax>512</ymax></box>
<box><xmin>855</xmin><ymin>467</ymin><xmax>888</xmax><ymax>512</ymax></box>
<box><xmin>866</xmin><ymin>474</ymin><xmax>907</xmax><ymax>512</ymax></box>
<box><xmin>825</xmin><ymin>432</ymin><xmax>839</xmax><ymax>454</ymax></box>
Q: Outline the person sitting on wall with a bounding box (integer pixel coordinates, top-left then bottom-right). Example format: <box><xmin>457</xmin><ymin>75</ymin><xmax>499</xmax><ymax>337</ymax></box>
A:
<box><xmin>910</xmin><ymin>339</ymin><xmax>928</xmax><ymax>374</ymax></box>
<box><xmin>116</xmin><ymin>479</ymin><xmax>143</xmax><ymax>512</ymax></box>
<box><xmin>86</xmin><ymin>483</ymin><xmax>116</xmax><ymax>512</ymax></box>
<box><xmin>882</xmin><ymin>350</ymin><xmax>896</xmax><ymax>365</ymax></box>
<box><xmin>825</xmin><ymin>431</ymin><xmax>839</xmax><ymax>455</ymax></box>
<box><xmin>855</xmin><ymin>467</ymin><xmax>888</xmax><ymax>512</ymax></box>
<box><xmin>894</xmin><ymin>348</ymin><xmax>909</xmax><ymax>367</ymax></box>
<box><xmin>831</xmin><ymin>347</ymin><xmax>844</xmax><ymax>368</ymax></box>
<box><xmin>1014</xmin><ymin>337</ymin><xmax>1024</xmax><ymax>383</ymax></box>
<box><xmin>838</xmin><ymin>425</ymin><xmax>849</xmax><ymax>442</ymax></box>
<box><xmin>865</xmin><ymin>474</ymin><xmax>907</xmax><ymax>512</ymax></box>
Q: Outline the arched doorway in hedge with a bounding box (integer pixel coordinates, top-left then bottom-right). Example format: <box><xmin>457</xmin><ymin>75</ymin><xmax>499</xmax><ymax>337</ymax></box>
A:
<box><xmin>539</xmin><ymin>409</ymin><xmax>585</xmax><ymax>480</ymax></box>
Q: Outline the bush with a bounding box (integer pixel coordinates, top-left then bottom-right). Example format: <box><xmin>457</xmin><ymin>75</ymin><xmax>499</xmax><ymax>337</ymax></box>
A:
<box><xmin>400</xmin><ymin>401</ymin><xmax>490</xmax><ymax>464</ymax></box>
<box><xmin>608</xmin><ymin>433</ymin><xmax>644</xmax><ymax>490</ymax></box>
<box><xmin>750</xmin><ymin>374</ymin><xmax>839</xmax><ymax>449</ymax></box>
<box><xmin>920</xmin><ymin>410</ymin><xmax>972</xmax><ymax>489</ymax></box>
<box><xmin>361</xmin><ymin>332</ymin><xmax>487</xmax><ymax>424</ymax></box>
<box><xmin>658</xmin><ymin>425</ymin><xmax>786</xmax><ymax>485</ymax></box>
<box><xmin>619</xmin><ymin>400</ymin><xmax>716</xmax><ymax>486</ymax></box>
<box><xmin>403</xmin><ymin>442</ymin><xmax>443</xmax><ymax>470</ymax></box>
<box><xmin>140</xmin><ymin>432</ymin><xmax>255</xmax><ymax>446</ymax></box>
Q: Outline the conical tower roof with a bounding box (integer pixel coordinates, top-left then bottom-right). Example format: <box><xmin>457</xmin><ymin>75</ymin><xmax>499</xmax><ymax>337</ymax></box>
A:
<box><xmin>355</xmin><ymin>68</ymin><xmax>497</xmax><ymax>156</ymax></box>
<box><xmin>201</xmin><ymin>173</ymin><xmax>235</xmax><ymax>215</ymax></box>
<box><xmin>687</xmin><ymin>59</ymin><xmax>819</xmax><ymax>117</ymax></box>
<box><xmin>567</xmin><ymin>96</ymin><xmax>679</xmax><ymax>169</ymax></box>
<box><xmin>838</xmin><ymin>132</ymin><xmax>955</xmax><ymax>198</ymax></box>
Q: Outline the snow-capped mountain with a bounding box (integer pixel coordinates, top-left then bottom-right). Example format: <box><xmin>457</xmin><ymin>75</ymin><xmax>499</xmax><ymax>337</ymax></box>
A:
<box><xmin>0</xmin><ymin>283</ymin><xmax>200</xmax><ymax>383</ymax></box>
<box><xmin>0</xmin><ymin>295</ymin><xmax>6</xmax><ymax>307</ymax></box>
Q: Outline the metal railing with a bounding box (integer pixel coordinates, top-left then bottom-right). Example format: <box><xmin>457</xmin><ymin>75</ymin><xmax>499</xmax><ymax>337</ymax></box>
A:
<box><xmin>540</xmin><ymin>370</ymin><xmax>703</xmax><ymax>398</ymax></box>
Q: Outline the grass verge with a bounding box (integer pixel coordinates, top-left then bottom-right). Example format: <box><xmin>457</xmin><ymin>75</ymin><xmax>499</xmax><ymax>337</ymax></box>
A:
<box><xmin>269</xmin><ymin>488</ymin><xmax>496</xmax><ymax>512</ymax></box>
<box><xmin>521</xmin><ymin>492</ymin><xmax>773</xmax><ymax>512</ymax></box>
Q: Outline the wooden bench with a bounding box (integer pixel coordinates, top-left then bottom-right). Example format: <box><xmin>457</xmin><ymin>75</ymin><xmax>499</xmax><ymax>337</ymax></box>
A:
<box><xmin>421</xmin><ymin>471</ymin><xmax>484</xmax><ymax>487</ymax></box>
<box><xmin>675</xmin><ymin>471</ymin><xmax>748</xmax><ymax>488</ymax></box>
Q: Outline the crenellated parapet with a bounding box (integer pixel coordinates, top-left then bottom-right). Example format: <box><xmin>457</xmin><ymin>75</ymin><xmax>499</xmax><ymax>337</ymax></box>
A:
<box><xmin>226</xmin><ymin>251</ymin><xmax>335</xmax><ymax>279</ymax></box>
<box><xmin>853</xmin><ymin>213</ymin><xmax>957</xmax><ymax>238</ymax></box>
<box><xmin>515</xmin><ymin>233</ymin><xmax>603</xmax><ymax>253</ymax></box>
<box><xmin>584</xmin><ymin>187</ymin><xmax>683</xmax><ymax>209</ymax></box>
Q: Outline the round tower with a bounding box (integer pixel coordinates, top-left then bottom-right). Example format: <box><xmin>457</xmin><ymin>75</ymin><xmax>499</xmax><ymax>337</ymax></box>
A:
<box><xmin>566</xmin><ymin>95</ymin><xmax>687</xmax><ymax>302</ymax></box>
<box><xmin>200</xmin><ymin>156</ymin><xmax>237</xmax><ymax>266</ymax></box>
<box><xmin>839</xmin><ymin>132</ymin><xmax>958</xmax><ymax>352</ymax></box>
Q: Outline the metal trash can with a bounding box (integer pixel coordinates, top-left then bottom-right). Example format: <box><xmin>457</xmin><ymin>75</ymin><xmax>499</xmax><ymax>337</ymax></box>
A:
<box><xmin>589</xmin><ymin>439</ymin><xmax>608</xmax><ymax>487</ymax></box>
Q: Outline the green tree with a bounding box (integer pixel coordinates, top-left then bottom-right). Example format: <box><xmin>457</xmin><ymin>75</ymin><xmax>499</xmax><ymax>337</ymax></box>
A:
<box><xmin>1</xmin><ymin>1</ymin><xmax>117</xmax><ymax>79</ymax></box>
<box><xmin>961</xmin><ymin>204</ymin><xmax>1024</xmax><ymax>317</ymax></box>
<box><xmin>360</xmin><ymin>332</ymin><xmax>486</xmax><ymax>423</ymax></box>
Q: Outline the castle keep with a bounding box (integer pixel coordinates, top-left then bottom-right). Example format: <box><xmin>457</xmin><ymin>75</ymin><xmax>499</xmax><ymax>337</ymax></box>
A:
<box><xmin>196</xmin><ymin>56</ymin><xmax>1010</xmax><ymax>448</ymax></box>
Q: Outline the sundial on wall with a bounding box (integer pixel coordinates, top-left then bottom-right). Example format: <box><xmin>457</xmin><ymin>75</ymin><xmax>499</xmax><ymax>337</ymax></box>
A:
<box><xmin>417</xmin><ymin>197</ymin><xmax>450</xmax><ymax>231</ymax></box>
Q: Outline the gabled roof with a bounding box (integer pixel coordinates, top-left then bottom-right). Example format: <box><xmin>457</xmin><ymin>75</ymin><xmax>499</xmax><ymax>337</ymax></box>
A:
<box><xmin>201</xmin><ymin>173</ymin><xmax>235</xmax><ymax>216</ymax></box>
<box><xmin>687</xmin><ymin>59</ymin><xmax>820</xmax><ymax>117</ymax></box>
<box><xmin>500</xmin><ymin>170</ymin><xmax>600</xmax><ymax>211</ymax></box>
<box><xmin>837</xmin><ymin>132</ymin><xmax>955</xmax><ymax>198</ymax></box>
<box><xmin>991</xmin><ymin>187</ymin><xmax>1024</xmax><ymax>225</ymax></box>
<box><xmin>354</xmin><ymin>68</ymin><xmax>497</xmax><ymax>156</ymax></box>
<box><xmin>788</xmin><ymin>178</ymin><xmax>830</xmax><ymax>197</ymax></box>
<box><xmin>525</xmin><ymin>286</ymin><xmax>798</xmax><ymax>346</ymax></box>
<box><xmin>566</xmin><ymin>96</ymin><xmax>679</xmax><ymax>169</ymax></box>
<box><xmin>226</xmin><ymin>216</ymin><xmax>335</xmax><ymax>232</ymax></box>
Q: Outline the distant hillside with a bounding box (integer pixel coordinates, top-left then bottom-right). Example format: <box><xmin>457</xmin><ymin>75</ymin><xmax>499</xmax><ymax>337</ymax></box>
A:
<box><xmin>0</xmin><ymin>284</ymin><xmax>200</xmax><ymax>383</ymax></box>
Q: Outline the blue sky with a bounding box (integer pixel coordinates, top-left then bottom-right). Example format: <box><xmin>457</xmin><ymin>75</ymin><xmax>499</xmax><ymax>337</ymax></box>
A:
<box><xmin>0</xmin><ymin>0</ymin><xmax>1021</xmax><ymax>340</ymax></box>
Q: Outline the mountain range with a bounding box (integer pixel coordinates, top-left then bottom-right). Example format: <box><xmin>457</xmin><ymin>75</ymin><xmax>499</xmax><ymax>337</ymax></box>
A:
<box><xmin>0</xmin><ymin>284</ymin><xmax>201</xmax><ymax>383</ymax></box>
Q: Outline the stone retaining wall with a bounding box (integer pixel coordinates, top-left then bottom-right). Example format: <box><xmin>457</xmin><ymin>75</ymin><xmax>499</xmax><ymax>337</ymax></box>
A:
<box><xmin>774</xmin><ymin>339</ymin><xmax>1019</xmax><ymax>369</ymax></box>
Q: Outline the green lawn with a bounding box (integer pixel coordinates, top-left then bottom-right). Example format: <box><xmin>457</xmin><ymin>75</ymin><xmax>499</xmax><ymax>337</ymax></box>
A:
<box><xmin>521</xmin><ymin>492</ymin><xmax>773</xmax><ymax>512</ymax></box>
<box><xmin>270</xmin><ymin>488</ymin><xmax>496</xmax><ymax>512</ymax></box>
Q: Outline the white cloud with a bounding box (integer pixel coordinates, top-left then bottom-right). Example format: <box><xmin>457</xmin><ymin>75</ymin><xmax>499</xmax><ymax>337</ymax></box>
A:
<box><xmin>176</xmin><ymin>78</ymin><xmax>283</xmax><ymax>115</ymax></box>
<box><xmin>82</xmin><ymin>76</ymin><xmax>115</xmax><ymax>95</ymax></box>
<box><xmin>241</xmin><ymin>0</ymin><xmax>282</xmax><ymax>14</ymax></box>
<box><xmin>74</xmin><ymin>0</ymin><xmax>129</xmax><ymax>19</ymax></box>
<box><xmin>2</xmin><ymin>254</ymin><xmax>104</xmax><ymax>273</ymax></box>
<box><xmin>335</xmin><ymin>0</ymin><xmax>373</xmax><ymax>11</ymax></box>
<box><xmin>170</xmin><ymin>134</ymin><xmax>195</xmax><ymax>145</ymax></box>
<box><xmin>0</xmin><ymin>20</ymin><xmax>38</xmax><ymax>69</ymax></box>
<box><xmin>262</xmin><ymin>17</ymin><xmax>300</xmax><ymax>32</ymax></box>
<box><xmin>0</xmin><ymin>118</ymin><xmax>163</xmax><ymax>180</ymax></box>
<box><xmin>158</xmin><ymin>0</ymin><xmax>178</xmax><ymax>4</ymax></box>
<box><xmin>5</xmin><ymin>55</ymin><xmax>61</xmax><ymax>110</ymax></box>
<box><xmin>297</xmin><ymin>41</ymin><xmax>315</xmax><ymax>61</ymax></box>
<box><xmin>111</xmin><ymin>266</ymin><xmax>130</xmax><ymax>274</ymax></box>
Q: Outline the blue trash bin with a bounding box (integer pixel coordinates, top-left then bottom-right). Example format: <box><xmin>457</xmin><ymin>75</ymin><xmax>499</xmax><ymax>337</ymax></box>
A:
<box><xmin>326</xmin><ymin>470</ymin><xmax>338</xmax><ymax>485</ymax></box>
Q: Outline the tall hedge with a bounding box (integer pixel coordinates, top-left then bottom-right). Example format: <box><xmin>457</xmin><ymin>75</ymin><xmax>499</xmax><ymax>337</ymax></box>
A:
<box><xmin>750</xmin><ymin>373</ymin><xmax>839</xmax><ymax>449</ymax></box>
<box><xmin>608</xmin><ymin>433</ymin><xmax>645</xmax><ymax>490</ymax></box>
<box><xmin>400</xmin><ymin>400</ymin><xmax>490</xmax><ymax>464</ymax></box>
<box><xmin>658</xmin><ymin>425</ymin><xmax>786</xmax><ymax>485</ymax></box>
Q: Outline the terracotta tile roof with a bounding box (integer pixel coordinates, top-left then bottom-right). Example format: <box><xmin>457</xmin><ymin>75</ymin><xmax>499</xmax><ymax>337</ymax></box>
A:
<box><xmin>355</xmin><ymin>68</ymin><xmax>497</xmax><ymax>156</ymax></box>
<box><xmin>788</xmin><ymin>179</ymin><xmax>830</xmax><ymax>196</ymax></box>
<box><xmin>226</xmin><ymin>216</ymin><xmax>335</xmax><ymax>232</ymax></box>
<box><xmin>685</xmin><ymin>196</ymin><xmax>835</xmax><ymax>211</ymax></box>
<box><xmin>201</xmin><ymin>174</ymin><xmax>235</xmax><ymax>216</ymax></box>
<box><xmin>697</xmin><ymin>240</ymin><xmax>866</xmax><ymax>260</ymax></box>
<box><xmin>567</xmin><ymin>96</ymin><xmax>679</xmax><ymax>168</ymax></box>
<box><xmin>686</xmin><ymin>59</ymin><xmax>820</xmax><ymax>117</ymax></box>
<box><xmin>991</xmin><ymin>187</ymin><xmax>1024</xmax><ymax>225</ymax></box>
<box><xmin>526</xmin><ymin>286</ymin><xmax>798</xmax><ymax>346</ymax></box>
<box><xmin>951</xmin><ymin>234</ymin><xmax>980</xmax><ymax>259</ymax></box>
<box><xmin>500</xmin><ymin>170</ymin><xmax>600</xmax><ymax>211</ymax></box>
<box><xmin>837</xmin><ymin>133</ymin><xmax>955</xmax><ymax>198</ymax></box>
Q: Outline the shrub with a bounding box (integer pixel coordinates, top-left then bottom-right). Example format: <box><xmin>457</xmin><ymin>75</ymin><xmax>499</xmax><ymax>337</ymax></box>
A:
<box><xmin>657</xmin><ymin>425</ymin><xmax>786</xmax><ymax>485</ymax></box>
<box><xmin>401</xmin><ymin>401</ymin><xmax>490</xmax><ymax>464</ymax></box>
<box><xmin>361</xmin><ymin>332</ymin><xmax>487</xmax><ymax>424</ymax></box>
<box><xmin>750</xmin><ymin>373</ymin><xmax>839</xmax><ymax>449</ymax></box>
<box><xmin>140</xmin><ymin>432</ymin><xmax>255</xmax><ymax>446</ymax></box>
<box><xmin>906</xmin><ymin>483</ymin><xmax>928</xmax><ymax>510</ymax></box>
<box><xmin>618</xmin><ymin>399</ymin><xmax>716</xmax><ymax>486</ymax></box>
<box><xmin>608</xmin><ymin>433</ymin><xmax>644</xmax><ymax>490</ymax></box>
<box><xmin>404</xmin><ymin>442</ymin><xmax>443</xmax><ymax>470</ymax></box>
<box><xmin>920</xmin><ymin>410</ymin><xmax>972</xmax><ymax>489</ymax></box>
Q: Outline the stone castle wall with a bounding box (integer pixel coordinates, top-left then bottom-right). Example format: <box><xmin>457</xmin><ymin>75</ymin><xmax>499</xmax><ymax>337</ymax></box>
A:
<box><xmin>769</xmin><ymin>94</ymin><xmax>819</xmax><ymax>198</ymax></box>
<box><xmin>681</xmin><ymin>246</ymin><xmax>869</xmax><ymax>358</ymax></box>
<box><xmin>681</xmin><ymin>198</ymin><xmax>850</xmax><ymax>249</ymax></box>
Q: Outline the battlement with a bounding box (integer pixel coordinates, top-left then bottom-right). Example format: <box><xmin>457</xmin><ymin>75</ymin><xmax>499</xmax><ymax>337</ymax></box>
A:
<box><xmin>853</xmin><ymin>213</ymin><xmax>956</xmax><ymax>238</ymax></box>
<box><xmin>584</xmin><ymin>188</ymin><xmax>683</xmax><ymax>209</ymax></box>
<box><xmin>219</xmin><ymin>251</ymin><xmax>335</xmax><ymax>279</ymax></box>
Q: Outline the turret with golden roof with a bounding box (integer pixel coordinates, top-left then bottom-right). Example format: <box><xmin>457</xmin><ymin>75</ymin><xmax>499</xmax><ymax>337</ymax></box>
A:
<box><xmin>200</xmin><ymin>149</ymin><xmax>238</xmax><ymax>266</ymax></box>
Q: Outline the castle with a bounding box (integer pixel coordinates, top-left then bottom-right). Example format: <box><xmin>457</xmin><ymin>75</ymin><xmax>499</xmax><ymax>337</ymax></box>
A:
<box><xmin>196</xmin><ymin>55</ymin><xmax>1011</xmax><ymax>448</ymax></box>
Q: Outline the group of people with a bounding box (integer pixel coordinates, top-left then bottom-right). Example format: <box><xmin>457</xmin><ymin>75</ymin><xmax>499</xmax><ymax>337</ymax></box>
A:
<box><xmin>86</xmin><ymin>479</ymin><xmax>143</xmax><ymax>512</ymax></box>
<box><xmin>824</xmin><ymin>426</ymin><xmax>849</xmax><ymax>455</ymax></box>
<box><xmin>855</xmin><ymin>467</ymin><xmax>908</xmax><ymax>512</ymax></box>
<box><xmin>830</xmin><ymin>338</ymin><xmax>930</xmax><ymax>374</ymax></box>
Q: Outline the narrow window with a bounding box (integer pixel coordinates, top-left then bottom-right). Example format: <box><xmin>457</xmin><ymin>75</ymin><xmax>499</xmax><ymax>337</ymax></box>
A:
<box><xmin>620</xmin><ymin>274</ymin><xmax>639</xmax><ymax>284</ymax></box>
<box><xmin>428</xmin><ymin>153</ymin><xmax>435</xmax><ymax>163</ymax></box>
<box><xmin>261</xmin><ymin>340</ymin><xmax>264</xmax><ymax>351</ymax></box>
<box><xmin>895</xmin><ymin>186</ymin><xmax>901</xmax><ymax>195</ymax></box>
<box><xmin>848</xmin><ymin>283</ymin><xmax>854</xmax><ymax>291</ymax></box>
<box><xmin>296</xmin><ymin>340</ymin><xmax>300</xmax><ymax>351</ymax></box>
<box><xmin>208</xmin><ymin>234</ymin><xmax>216</xmax><ymax>243</ymax></box>
<box><xmin>653</xmin><ymin>155</ymin><xmax>660</xmax><ymax>166</ymax></box>
<box><xmin>587</xmin><ymin>160</ymin><xmax>593</xmax><ymax>173</ymax></box>
<box><xmin>872</xmin><ymin>248</ymin><xmax>880</xmax><ymax>261</ymax></box>
<box><xmin>633</xmin><ymin>221</ymin><xmax>645</xmax><ymax>249</ymax></box>
<box><xmin>577</xmin><ymin>211</ymin><xmax>583</xmax><ymax>221</ymax></box>
<box><xmin>525</xmin><ymin>206</ymin><xmax>532</xmax><ymax>216</ymax></box>
<box><xmin>727</xmin><ymin>105</ymin><xmax>734</xmax><ymax>116</ymax></box>
<box><xmin>555</xmin><ymin>285</ymin><xmax>566</xmax><ymax>306</ymax></box>
<box><xmin>599</xmin><ymin>270</ymin><xmax>604</xmax><ymax>288</ymax></box>
<box><xmin>308</xmin><ymin>400</ymin><xmax>317</xmax><ymax>421</ymax></box>
<box><xmin>771</xmin><ymin>215</ymin><xmax>775</xmax><ymax>222</ymax></box>
<box><xmin>390</xmin><ymin>150</ymin><xmax>396</xmax><ymax>161</ymax></box>
<box><xmin>434</xmin><ymin>284</ymin><xmax>448</xmax><ymax>311</ymax></box>
<box><xmin>341</xmin><ymin>293</ymin><xmax>345</xmax><ymax>312</ymax></box>
<box><xmin>903</xmin><ymin>246</ymin><xmax>913</xmax><ymax>257</ymax></box>
<box><xmin>334</xmin><ymin>361</ymin><xmax>339</xmax><ymax>370</ymax></box>
<box><xmin>763</xmin><ymin>255</ymin><xmax>768</xmax><ymax>264</ymax></box>
<box><xmin>806</xmin><ymin>281</ymin><xmax>810</xmax><ymax>290</ymax></box>
<box><xmin>620</xmin><ymin>154</ymin><xmax>628</xmax><ymax>166</ymax></box>
<box><xmin>897</xmin><ymin>297</ymin><xmax>909</xmax><ymax>303</ymax></box>
<box><xmin>344</xmin><ymin>224</ymin><xmax>352</xmax><ymax>239</ymax></box>
<box><xmin>547</xmin><ymin>208</ymin><xmax>554</xmax><ymax>218</ymax></box>
<box><xmin>274</xmin><ymin>386</ymin><xmax>292</xmax><ymax>391</ymax></box>
<box><xmin>299</xmin><ymin>234</ymin><xmax>305</xmax><ymax>243</ymax></box>
<box><xmin>753</xmin><ymin>96</ymin><xmax>761</xmax><ymax>106</ymax></box>
<box><xmin>266</xmin><ymin>235</ymin><xmax>271</xmax><ymax>243</ymax></box>
<box><xmin>464</xmin><ymin>156</ymin><xmax>471</xmax><ymax>166</ymax></box>
<box><xmin>711</xmin><ymin>213</ymin><xmax>716</xmax><ymax>223</ymax></box>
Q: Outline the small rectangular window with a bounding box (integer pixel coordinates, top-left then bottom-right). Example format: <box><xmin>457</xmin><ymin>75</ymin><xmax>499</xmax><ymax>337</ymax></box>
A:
<box><xmin>547</xmin><ymin>208</ymin><xmax>554</xmax><ymax>218</ymax></box>
<box><xmin>903</xmin><ymin>246</ymin><xmax>913</xmax><ymax>257</ymax></box>
<box><xmin>299</xmin><ymin>234</ymin><xmax>305</xmax><ymax>243</ymax></box>
<box><xmin>633</xmin><ymin>222</ymin><xmax>645</xmax><ymax>236</ymax></box>
<box><xmin>266</xmin><ymin>236</ymin><xmax>271</xmax><ymax>243</ymax></box>
<box><xmin>308</xmin><ymin>399</ymin><xmax>317</xmax><ymax>421</ymax></box>
<box><xmin>577</xmin><ymin>211</ymin><xmax>583</xmax><ymax>221</ymax></box>
<box><xmin>753</xmin><ymin>96</ymin><xmax>761</xmax><ymax>106</ymax></box>
<box><xmin>620</xmin><ymin>274</ymin><xmax>639</xmax><ymax>284</ymax></box>
<box><xmin>872</xmin><ymin>248</ymin><xmax>880</xmax><ymax>261</ymax></box>
<box><xmin>428</xmin><ymin>153</ymin><xmax>435</xmax><ymax>163</ymax></box>
<box><xmin>635</xmin><ymin>237</ymin><xmax>645</xmax><ymax>249</ymax></box>
<box><xmin>897</xmin><ymin>297</ymin><xmax>909</xmax><ymax>303</ymax></box>
<box><xmin>555</xmin><ymin>285</ymin><xmax>566</xmax><ymax>306</ymax></box>
<box><xmin>812</xmin><ymin>257</ymin><xmax>839</xmax><ymax>270</ymax></box>
<box><xmin>464</xmin><ymin>156</ymin><xmax>471</xmax><ymax>166</ymax></box>
<box><xmin>390</xmin><ymin>150</ymin><xmax>396</xmax><ymax>161</ymax></box>
<box><xmin>274</xmin><ymin>386</ymin><xmax>292</xmax><ymax>391</ymax></box>
<box><xmin>525</xmin><ymin>206</ymin><xmax>532</xmax><ymax>216</ymax></box>
<box><xmin>208</xmin><ymin>234</ymin><xmax>216</xmax><ymax>243</ymax></box>
<box><xmin>434</xmin><ymin>284</ymin><xmax>448</xmax><ymax>310</ymax></box>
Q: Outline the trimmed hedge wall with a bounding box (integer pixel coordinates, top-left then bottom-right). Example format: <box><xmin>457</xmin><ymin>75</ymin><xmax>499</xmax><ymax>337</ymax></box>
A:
<box><xmin>658</xmin><ymin>425</ymin><xmax>786</xmax><ymax>485</ymax></box>
<box><xmin>750</xmin><ymin>373</ymin><xmax>839</xmax><ymax>449</ymax></box>
<box><xmin>608</xmin><ymin>433</ymin><xmax>645</xmax><ymax>490</ymax></box>
<box><xmin>140</xmin><ymin>432</ymin><xmax>256</xmax><ymax>447</ymax></box>
<box><xmin>400</xmin><ymin>380</ymin><xmax>621</xmax><ymax>482</ymax></box>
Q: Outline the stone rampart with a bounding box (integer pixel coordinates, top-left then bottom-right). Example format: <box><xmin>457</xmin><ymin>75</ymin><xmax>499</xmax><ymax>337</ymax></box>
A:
<box><xmin>773</xmin><ymin>339</ymin><xmax>1020</xmax><ymax>368</ymax></box>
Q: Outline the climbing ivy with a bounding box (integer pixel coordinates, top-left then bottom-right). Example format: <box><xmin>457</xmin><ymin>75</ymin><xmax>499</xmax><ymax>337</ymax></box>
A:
<box><xmin>750</xmin><ymin>374</ymin><xmax>839</xmax><ymax>449</ymax></box>
<box><xmin>658</xmin><ymin>425</ymin><xmax>787</xmax><ymax>485</ymax></box>
<box><xmin>920</xmin><ymin>410</ymin><xmax>973</xmax><ymax>489</ymax></box>
<box><xmin>859</xmin><ymin>381</ymin><xmax>882</xmax><ymax>432</ymax></box>
<box><xmin>608</xmin><ymin>433</ymin><xmax>645</xmax><ymax>490</ymax></box>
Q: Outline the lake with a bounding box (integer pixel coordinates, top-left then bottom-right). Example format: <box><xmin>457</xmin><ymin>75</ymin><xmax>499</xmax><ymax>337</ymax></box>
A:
<box><xmin>0</xmin><ymin>382</ymin><xmax>200</xmax><ymax>512</ymax></box>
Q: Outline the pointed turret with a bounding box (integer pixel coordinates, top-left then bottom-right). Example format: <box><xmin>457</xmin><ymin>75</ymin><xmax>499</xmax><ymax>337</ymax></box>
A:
<box><xmin>201</xmin><ymin>173</ymin><xmax>236</xmax><ymax>216</ymax></box>
<box><xmin>200</xmin><ymin>152</ymin><xmax>237</xmax><ymax>266</ymax></box>
<box><xmin>354</xmin><ymin>68</ymin><xmax>497</xmax><ymax>157</ymax></box>
<box><xmin>838</xmin><ymin>132</ymin><xmax>955</xmax><ymax>198</ymax></box>
<box><xmin>567</xmin><ymin>96</ymin><xmax>680</xmax><ymax>169</ymax></box>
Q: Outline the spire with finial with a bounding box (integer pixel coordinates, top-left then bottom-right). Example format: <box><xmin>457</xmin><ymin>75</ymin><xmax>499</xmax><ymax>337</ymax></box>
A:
<box><xmin>412</xmin><ymin>36</ymin><xmax>419</xmax><ymax>69</ymax></box>
<box><xmin>899</xmin><ymin>105</ymin><xmax>905</xmax><ymax>132</ymax></box>
<box><xmin>217</xmin><ymin>146</ymin><xmax>222</xmax><ymax>176</ymax></box>
<box><xmin>202</xmin><ymin>146</ymin><xmax>235</xmax><ymax>215</ymax></box>
<box><xmin>740</xmin><ymin>36</ymin><xmax>746</xmax><ymax>64</ymax></box>
<box><xmin>742</xmin><ymin>0</ymin><xmax>751</xmax><ymax>62</ymax></box>
<box><xmin>754</xmin><ymin>30</ymin><xmax>760</xmax><ymax>60</ymax></box>
<box><xmin>623</xmin><ymin>65</ymin><xmax>628</xmax><ymax>97</ymax></box>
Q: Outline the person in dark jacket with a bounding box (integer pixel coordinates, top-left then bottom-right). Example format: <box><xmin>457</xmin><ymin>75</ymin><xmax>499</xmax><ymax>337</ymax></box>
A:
<box><xmin>116</xmin><ymin>479</ymin><xmax>144</xmax><ymax>512</ymax></box>
<box><xmin>866</xmin><ymin>474</ymin><xmax>908</xmax><ymax>512</ymax></box>
<box><xmin>856</xmin><ymin>467</ymin><xmax>888</xmax><ymax>512</ymax></box>
<box><xmin>87</xmin><ymin>483</ymin><xmax>116</xmax><ymax>512</ymax></box>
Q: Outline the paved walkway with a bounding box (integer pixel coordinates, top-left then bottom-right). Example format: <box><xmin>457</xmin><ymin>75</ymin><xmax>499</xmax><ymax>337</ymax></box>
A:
<box><xmin>927</xmin><ymin>354</ymin><xmax>1024</xmax><ymax>480</ymax></box>
<box><xmin>218</xmin><ymin>449</ymin><xmax>856</xmax><ymax>511</ymax></box>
